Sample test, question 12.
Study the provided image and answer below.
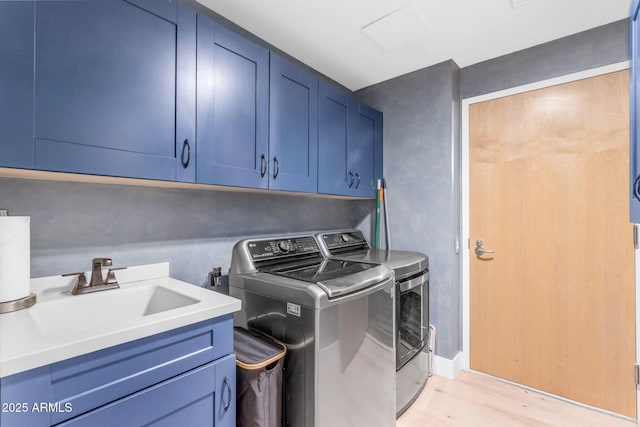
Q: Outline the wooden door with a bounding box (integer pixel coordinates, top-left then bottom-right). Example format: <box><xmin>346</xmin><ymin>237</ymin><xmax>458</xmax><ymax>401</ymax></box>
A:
<box><xmin>469</xmin><ymin>70</ymin><xmax>636</xmax><ymax>418</ymax></box>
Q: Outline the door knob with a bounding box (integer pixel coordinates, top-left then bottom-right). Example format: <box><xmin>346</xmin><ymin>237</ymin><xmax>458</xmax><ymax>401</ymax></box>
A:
<box><xmin>474</xmin><ymin>239</ymin><xmax>494</xmax><ymax>256</ymax></box>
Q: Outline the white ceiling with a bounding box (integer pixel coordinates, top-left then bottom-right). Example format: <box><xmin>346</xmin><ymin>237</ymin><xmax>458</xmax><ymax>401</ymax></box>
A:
<box><xmin>197</xmin><ymin>0</ymin><xmax>632</xmax><ymax>91</ymax></box>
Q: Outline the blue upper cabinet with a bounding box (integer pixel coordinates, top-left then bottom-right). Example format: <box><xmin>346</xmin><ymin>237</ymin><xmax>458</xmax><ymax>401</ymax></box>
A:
<box><xmin>349</xmin><ymin>100</ymin><xmax>383</xmax><ymax>198</ymax></box>
<box><xmin>33</xmin><ymin>0</ymin><xmax>196</xmax><ymax>182</ymax></box>
<box><xmin>631</xmin><ymin>0</ymin><xmax>640</xmax><ymax>222</ymax></box>
<box><xmin>3</xmin><ymin>0</ymin><xmax>382</xmax><ymax>196</ymax></box>
<box><xmin>269</xmin><ymin>54</ymin><xmax>319</xmax><ymax>193</ymax></box>
<box><xmin>318</xmin><ymin>81</ymin><xmax>349</xmax><ymax>195</ymax></box>
<box><xmin>318</xmin><ymin>80</ymin><xmax>383</xmax><ymax>198</ymax></box>
<box><xmin>0</xmin><ymin>1</ymin><xmax>34</xmax><ymax>169</ymax></box>
<box><xmin>197</xmin><ymin>16</ymin><xmax>269</xmax><ymax>189</ymax></box>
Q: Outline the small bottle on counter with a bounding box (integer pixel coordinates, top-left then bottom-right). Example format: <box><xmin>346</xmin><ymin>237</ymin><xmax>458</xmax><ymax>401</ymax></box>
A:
<box><xmin>210</xmin><ymin>266</ymin><xmax>222</xmax><ymax>288</ymax></box>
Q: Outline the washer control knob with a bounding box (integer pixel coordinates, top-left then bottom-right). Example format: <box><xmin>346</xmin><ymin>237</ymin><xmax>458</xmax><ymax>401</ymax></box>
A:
<box><xmin>277</xmin><ymin>240</ymin><xmax>290</xmax><ymax>254</ymax></box>
<box><xmin>340</xmin><ymin>234</ymin><xmax>351</xmax><ymax>243</ymax></box>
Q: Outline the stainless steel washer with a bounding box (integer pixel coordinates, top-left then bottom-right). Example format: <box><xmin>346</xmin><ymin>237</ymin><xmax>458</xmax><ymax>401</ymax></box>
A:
<box><xmin>229</xmin><ymin>235</ymin><xmax>396</xmax><ymax>427</ymax></box>
<box><xmin>316</xmin><ymin>230</ymin><xmax>429</xmax><ymax>416</ymax></box>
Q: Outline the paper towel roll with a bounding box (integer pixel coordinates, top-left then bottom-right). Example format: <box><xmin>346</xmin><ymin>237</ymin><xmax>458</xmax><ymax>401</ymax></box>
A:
<box><xmin>0</xmin><ymin>217</ymin><xmax>30</xmax><ymax>303</ymax></box>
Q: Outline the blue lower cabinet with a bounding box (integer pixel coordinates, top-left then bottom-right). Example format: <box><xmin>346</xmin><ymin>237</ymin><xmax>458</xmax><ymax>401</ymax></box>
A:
<box><xmin>0</xmin><ymin>367</ymin><xmax>50</xmax><ymax>427</ymax></box>
<box><xmin>33</xmin><ymin>0</ymin><xmax>196</xmax><ymax>182</ymax></box>
<box><xmin>269</xmin><ymin>53</ymin><xmax>319</xmax><ymax>193</ymax></box>
<box><xmin>58</xmin><ymin>355</ymin><xmax>235</xmax><ymax>427</ymax></box>
<box><xmin>0</xmin><ymin>316</ymin><xmax>234</xmax><ymax>427</ymax></box>
<box><xmin>0</xmin><ymin>1</ymin><xmax>34</xmax><ymax>169</ymax></box>
<box><xmin>214</xmin><ymin>354</ymin><xmax>236</xmax><ymax>427</ymax></box>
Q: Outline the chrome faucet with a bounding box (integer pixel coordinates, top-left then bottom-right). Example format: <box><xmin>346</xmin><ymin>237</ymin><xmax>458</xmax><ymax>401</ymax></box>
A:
<box><xmin>64</xmin><ymin>257</ymin><xmax>122</xmax><ymax>295</ymax></box>
<box><xmin>90</xmin><ymin>257</ymin><xmax>113</xmax><ymax>288</ymax></box>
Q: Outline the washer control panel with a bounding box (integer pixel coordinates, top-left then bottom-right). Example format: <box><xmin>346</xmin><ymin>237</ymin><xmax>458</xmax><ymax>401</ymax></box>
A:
<box><xmin>248</xmin><ymin>236</ymin><xmax>319</xmax><ymax>261</ymax></box>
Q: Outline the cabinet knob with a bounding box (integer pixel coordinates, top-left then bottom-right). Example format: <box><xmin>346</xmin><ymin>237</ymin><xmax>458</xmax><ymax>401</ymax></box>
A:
<box><xmin>348</xmin><ymin>171</ymin><xmax>354</xmax><ymax>188</ymax></box>
<box><xmin>273</xmin><ymin>157</ymin><xmax>279</xmax><ymax>179</ymax></box>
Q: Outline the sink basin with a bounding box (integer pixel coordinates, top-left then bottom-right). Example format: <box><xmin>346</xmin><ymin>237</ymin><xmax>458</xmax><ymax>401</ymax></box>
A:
<box><xmin>30</xmin><ymin>285</ymin><xmax>200</xmax><ymax>337</ymax></box>
<box><xmin>144</xmin><ymin>286</ymin><xmax>199</xmax><ymax>315</ymax></box>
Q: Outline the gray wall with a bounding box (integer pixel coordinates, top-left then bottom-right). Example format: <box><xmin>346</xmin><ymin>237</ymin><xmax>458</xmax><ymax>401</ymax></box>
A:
<box><xmin>356</xmin><ymin>60</ymin><xmax>462</xmax><ymax>359</ymax></box>
<box><xmin>354</xmin><ymin>19</ymin><xmax>628</xmax><ymax>361</ymax></box>
<box><xmin>1</xmin><ymin>177</ymin><xmax>373</xmax><ymax>285</ymax></box>
<box><xmin>461</xmin><ymin>19</ymin><xmax>629</xmax><ymax>98</ymax></box>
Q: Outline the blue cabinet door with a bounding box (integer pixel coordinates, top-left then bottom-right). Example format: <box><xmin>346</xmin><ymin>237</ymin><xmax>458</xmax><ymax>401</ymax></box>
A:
<box><xmin>349</xmin><ymin>100</ymin><xmax>383</xmax><ymax>198</ymax></box>
<box><xmin>0</xmin><ymin>317</ymin><xmax>233</xmax><ymax>427</ymax></box>
<box><xmin>214</xmin><ymin>353</ymin><xmax>236</xmax><ymax>427</ymax></box>
<box><xmin>318</xmin><ymin>80</ymin><xmax>383</xmax><ymax>198</ymax></box>
<box><xmin>269</xmin><ymin>54</ymin><xmax>319</xmax><ymax>192</ymax></box>
<box><xmin>33</xmin><ymin>0</ymin><xmax>196</xmax><ymax>182</ymax></box>
<box><xmin>631</xmin><ymin>0</ymin><xmax>640</xmax><ymax>222</ymax></box>
<box><xmin>0</xmin><ymin>367</ymin><xmax>51</xmax><ymax>427</ymax></box>
<box><xmin>197</xmin><ymin>17</ymin><xmax>269</xmax><ymax>188</ymax></box>
<box><xmin>0</xmin><ymin>1</ymin><xmax>34</xmax><ymax>169</ymax></box>
<box><xmin>57</xmin><ymin>357</ymin><xmax>233</xmax><ymax>427</ymax></box>
<box><xmin>318</xmin><ymin>80</ymin><xmax>350</xmax><ymax>196</ymax></box>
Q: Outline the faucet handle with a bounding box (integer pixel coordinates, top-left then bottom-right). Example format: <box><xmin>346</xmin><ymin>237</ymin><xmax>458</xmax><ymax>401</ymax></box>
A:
<box><xmin>63</xmin><ymin>272</ymin><xmax>88</xmax><ymax>295</ymax></box>
<box><xmin>62</xmin><ymin>271</ymin><xmax>85</xmax><ymax>277</ymax></box>
<box><xmin>105</xmin><ymin>266</ymin><xmax>126</xmax><ymax>286</ymax></box>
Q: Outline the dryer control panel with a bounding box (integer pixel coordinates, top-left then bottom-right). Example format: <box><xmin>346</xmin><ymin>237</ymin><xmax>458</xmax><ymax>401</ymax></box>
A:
<box><xmin>321</xmin><ymin>231</ymin><xmax>369</xmax><ymax>253</ymax></box>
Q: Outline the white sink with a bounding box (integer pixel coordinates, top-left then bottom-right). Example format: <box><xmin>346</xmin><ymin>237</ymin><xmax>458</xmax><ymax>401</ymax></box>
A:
<box><xmin>1</xmin><ymin>263</ymin><xmax>241</xmax><ymax>378</ymax></box>
<box><xmin>30</xmin><ymin>284</ymin><xmax>199</xmax><ymax>337</ymax></box>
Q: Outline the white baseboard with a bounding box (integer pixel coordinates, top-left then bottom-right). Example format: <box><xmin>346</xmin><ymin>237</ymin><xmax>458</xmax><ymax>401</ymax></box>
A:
<box><xmin>432</xmin><ymin>352</ymin><xmax>463</xmax><ymax>379</ymax></box>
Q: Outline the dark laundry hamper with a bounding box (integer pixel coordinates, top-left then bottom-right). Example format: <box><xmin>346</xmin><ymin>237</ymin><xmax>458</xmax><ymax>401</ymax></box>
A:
<box><xmin>234</xmin><ymin>327</ymin><xmax>287</xmax><ymax>427</ymax></box>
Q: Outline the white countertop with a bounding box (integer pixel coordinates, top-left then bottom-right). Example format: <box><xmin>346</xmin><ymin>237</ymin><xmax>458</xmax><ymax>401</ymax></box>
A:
<box><xmin>0</xmin><ymin>263</ymin><xmax>241</xmax><ymax>378</ymax></box>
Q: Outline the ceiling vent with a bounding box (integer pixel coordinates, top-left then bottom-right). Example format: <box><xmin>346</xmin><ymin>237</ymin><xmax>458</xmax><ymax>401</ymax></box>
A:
<box><xmin>510</xmin><ymin>0</ymin><xmax>537</xmax><ymax>8</ymax></box>
<box><xmin>361</xmin><ymin>3</ymin><xmax>431</xmax><ymax>51</ymax></box>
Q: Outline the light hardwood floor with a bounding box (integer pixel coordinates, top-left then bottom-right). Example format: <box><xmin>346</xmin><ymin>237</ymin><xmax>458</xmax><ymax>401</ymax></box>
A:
<box><xmin>397</xmin><ymin>371</ymin><xmax>637</xmax><ymax>427</ymax></box>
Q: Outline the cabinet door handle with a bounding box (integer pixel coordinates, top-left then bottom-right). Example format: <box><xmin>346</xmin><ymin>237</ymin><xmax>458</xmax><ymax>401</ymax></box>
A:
<box><xmin>222</xmin><ymin>376</ymin><xmax>231</xmax><ymax>411</ymax></box>
<box><xmin>260</xmin><ymin>154</ymin><xmax>267</xmax><ymax>178</ymax></box>
<box><xmin>181</xmin><ymin>139</ymin><xmax>191</xmax><ymax>169</ymax></box>
<box><xmin>348</xmin><ymin>171</ymin><xmax>354</xmax><ymax>188</ymax></box>
<box><xmin>273</xmin><ymin>157</ymin><xmax>279</xmax><ymax>179</ymax></box>
<box><xmin>355</xmin><ymin>173</ymin><xmax>361</xmax><ymax>189</ymax></box>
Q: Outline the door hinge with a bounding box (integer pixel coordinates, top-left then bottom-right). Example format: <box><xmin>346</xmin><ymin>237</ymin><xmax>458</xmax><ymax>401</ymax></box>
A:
<box><xmin>635</xmin><ymin>364</ymin><xmax>640</xmax><ymax>385</ymax></box>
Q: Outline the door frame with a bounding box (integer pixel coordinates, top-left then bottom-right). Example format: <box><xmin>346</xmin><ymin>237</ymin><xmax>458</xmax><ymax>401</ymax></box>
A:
<box><xmin>460</xmin><ymin>60</ymin><xmax>637</xmax><ymax>417</ymax></box>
